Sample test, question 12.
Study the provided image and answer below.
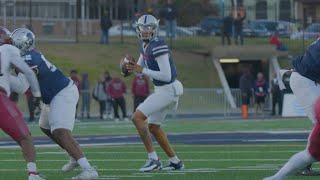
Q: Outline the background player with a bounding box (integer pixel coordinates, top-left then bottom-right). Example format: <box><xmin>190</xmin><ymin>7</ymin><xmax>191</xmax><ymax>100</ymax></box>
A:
<box><xmin>126</xmin><ymin>14</ymin><xmax>184</xmax><ymax>172</ymax></box>
<box><xmin>0</xmin><ymin>27</ymin><xmax>44</xmax><ymax>180</ymax></box>
<box><xmin>10</xmin><ymin>28</ymin><xmax>98</xmax><ymax>180</ymax></box>
<box><xmin>264</xmin><ymin>38</ymin><xmax>320</xmax><ymax>179</ymax></box>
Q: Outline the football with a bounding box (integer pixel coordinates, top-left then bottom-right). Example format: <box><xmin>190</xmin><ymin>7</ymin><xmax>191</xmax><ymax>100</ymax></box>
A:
<box><xmin>120</xmin><ymin>55</ymin><xmax>135</xmax><ymax>77</ymax></box>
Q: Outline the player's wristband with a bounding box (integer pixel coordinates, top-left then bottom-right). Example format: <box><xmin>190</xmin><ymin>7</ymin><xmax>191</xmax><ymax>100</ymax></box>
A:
<box><xmin>32</xmin><ymin>91</ymin><xmax>41</xmax><ymax>98</ymax></box>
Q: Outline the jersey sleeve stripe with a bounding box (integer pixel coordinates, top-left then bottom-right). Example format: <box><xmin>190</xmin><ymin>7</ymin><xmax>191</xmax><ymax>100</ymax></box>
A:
<box><xmin>152</xmin><ymin>45</ymin><xmax>168</xmax><ymax>51</ymax></box>
<box><xmin>153</xmin><ymin>47</ymin><xmax>169</xmax><ymax>53</ymax></box>
<box><xmin>153</xmin><ymin>49</ymin><xmax>169</xmax><ymax>55</ymax></box>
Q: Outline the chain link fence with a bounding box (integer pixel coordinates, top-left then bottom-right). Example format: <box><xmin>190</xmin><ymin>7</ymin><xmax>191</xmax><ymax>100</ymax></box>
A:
<box><xmin>1</xmin><ymin>0</ymin><xmax>318</xmax><ymax>53</ymax></box>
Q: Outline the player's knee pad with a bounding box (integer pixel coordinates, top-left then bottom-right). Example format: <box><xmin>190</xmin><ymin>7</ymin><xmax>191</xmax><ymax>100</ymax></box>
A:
<box><xmin>314</xmin><ymin>97</ymin><xmax>320</xmax><ymax>123</ymax></box>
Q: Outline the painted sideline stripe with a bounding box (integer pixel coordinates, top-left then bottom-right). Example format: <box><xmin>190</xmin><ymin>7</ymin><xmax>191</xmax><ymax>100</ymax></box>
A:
<box><xmin>0</xmin><ymin>168</ymin><xmax>284</xmax><ymax>172</ymax></box>
<box><xmin>65</xmin><ymin>178</ymin><xmax>118</xmax><ymax>180</ymax></box>
<box><xmin>246</xmin><ymin>139</ymin><xmax>306</xmax><ymax>142</ymax></box>
<box><xmin>0</xmin><ymin>142</ymin><xmax>142</xmax><ymax>149</ymax></box>
<box><xmin>0</xmin><ymin>159</ymin><xmax>290</xmax><ymax>162</ymax></box>
<box><xmin>133</xmin><ymin>172</ymin><xmax>187</xmax><ymax>175</ymax></box>
<box><xmin>0</xmin><ymin>143</ymin><xmax>307</xmax><ymax>149</ymax></box>
<box><xmin>100</xmin><ymin>175</ymin><xmax>152</xmax><ymax>178</ymax></box>
<box><xmin>0</xmin><ymin>150</ymin><xmax>300</xmax><ymax>155</ymax></box>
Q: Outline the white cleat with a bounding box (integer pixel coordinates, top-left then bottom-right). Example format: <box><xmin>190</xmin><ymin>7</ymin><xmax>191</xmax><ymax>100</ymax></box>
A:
<box><xmin>62</xmin><ymin>159</ymin><xmax>78</xmax><ymax>172</ymax></box>
<box><xmin>139</xmin><ymin>159</ymin><xmax>162</xmax><ymax>172</ymax></box>
<box><xmin>72</xmin><ymin>168</ymin><xmax>98</xmax><ymax>180</ymax></box>
<box><xmin>28</xmin><ymin>174</ymin><xmax>45</xmax><ymax>180</ymax></box>
<box><xmin>114</xmin><ymin>118</ymin><xmax>120</xmax><ymax>122</ymax></box>
<box><xmin>123</xmin><ymin>117</ymin><xmax>130</xmax><ymax>122</ymax></box>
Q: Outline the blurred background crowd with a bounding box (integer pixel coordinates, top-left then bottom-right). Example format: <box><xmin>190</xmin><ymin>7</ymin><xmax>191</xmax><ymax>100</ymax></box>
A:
<box><xmin>0</xmin><ymin>0</ymin><xmax>317</xmax><ymax>45</ymax></box>
<box><xmin>2</xmin><ymin>0</ymin><xmax>319</xmax><ymax>120</ymax></box>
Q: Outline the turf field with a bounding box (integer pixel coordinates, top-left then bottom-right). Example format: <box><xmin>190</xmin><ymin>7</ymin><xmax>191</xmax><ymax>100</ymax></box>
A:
<box><xmin>0</xmin><ymin>118</ymin><xmax>319</xmax><ymax>180</ymax></box>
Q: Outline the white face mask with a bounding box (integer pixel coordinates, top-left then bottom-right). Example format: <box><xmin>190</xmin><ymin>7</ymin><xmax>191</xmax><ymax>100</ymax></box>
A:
<box><xmin>137</xmin><ymin>24</ymin><xmax>157</xmax><ymax>40</ymax></box>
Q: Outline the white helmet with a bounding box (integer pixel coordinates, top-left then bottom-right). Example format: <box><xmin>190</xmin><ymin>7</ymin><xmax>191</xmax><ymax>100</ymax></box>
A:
<box><xmin>10</xmin><ymin>28</ymin><xmax>35</xmax><ymax>55</ymax></box>
<box><xmin>136</xmin><ymin>14</ymin><xmax>159</xmax><ymax>42</ymax></box>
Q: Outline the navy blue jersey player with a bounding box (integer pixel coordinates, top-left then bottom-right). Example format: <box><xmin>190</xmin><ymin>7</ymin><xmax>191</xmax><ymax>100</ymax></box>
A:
<box><xmin>21</xmin><ymin>49</ymin><xmax>70</xmax><ymax>104</ymax></box>
<box><xmin>126</xmin><ymin>14</ymin><xmax>184</xmax><ymax>172</ymax></box>
<box><xmin>11</xmin><ymin>28</ymin><xmax>98</xmax><ymax>179</ymax></box>
<box><xmin>264</xmin><ymin>39</ymin><xmax>320</xmax><ymax>179</ymax></box>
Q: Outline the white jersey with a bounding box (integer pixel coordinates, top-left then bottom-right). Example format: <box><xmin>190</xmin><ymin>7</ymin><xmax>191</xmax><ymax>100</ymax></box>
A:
<box><xmin>0</xmin><ymin>44</ymin><xmax>40</xmax><ymax>97</ymax></box>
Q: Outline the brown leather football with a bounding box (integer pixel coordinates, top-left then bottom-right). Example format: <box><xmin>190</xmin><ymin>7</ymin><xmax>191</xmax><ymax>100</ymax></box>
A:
<box><xmin>120</xmin><ymin>55</ymin><xmax>135</xmax><ymax>77</ymax></box>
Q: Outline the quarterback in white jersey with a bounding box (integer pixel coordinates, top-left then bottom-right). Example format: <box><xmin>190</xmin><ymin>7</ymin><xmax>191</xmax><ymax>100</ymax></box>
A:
<box><xmin>0</xmin><ymin>27</ymin><xmax>44</xmax><ymax>180</ymax></box>
<box><xmin>127</xmin><ymin>15</ymin><xmax>184</xmax><ymax>172</ymax></box>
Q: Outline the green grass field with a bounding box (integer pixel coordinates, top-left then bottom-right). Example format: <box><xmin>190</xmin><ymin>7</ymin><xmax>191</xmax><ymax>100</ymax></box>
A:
<box><xmin>0</xmin><ymin>118</ymin><xmax>318</xmax><ymax>180</ymax></box>
<box><xmin>1</xmin><ymin>143</ymin><xmax>319</xmax><ymax>180</ymax></box>
<box><xmin>0</xmin><ymin>118</ymin><xmax>313</xmax><ymax>138</ymax></box>
<box><xmin>3</xmin><ymin>24</ymin><xmax>317</xmax><ymax>180</ymax></box>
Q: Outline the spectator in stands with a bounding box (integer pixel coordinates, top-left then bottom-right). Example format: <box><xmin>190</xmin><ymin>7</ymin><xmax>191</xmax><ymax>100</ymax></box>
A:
<box><xmin>93</xmin><ymin>75</ymin><xmax>108</xmax><ymax>120</ymax></box>
<box><xmin>146</xmin><ymin>7</ymin><xmax>155</xmax><ymax>17</ymax></box>
<box><xmin>271</xmin><ymin>72</ymin><xmax>283</xmax><ymax>116</ymax></box>
<box><xmin>107</xmin><ymin>73</ymin><xmax>128</xmax><ymax>122</ymax></box>
<box><xmin>239</xmin><ymin>68</ymin><xmax>253</xmax><ymax>115</ymax></box>
<box><xmin>133</xmin><ymin>12</ymin><xmax>142</xmax><ymax>27</ymax></box>
<box><xmin>162</xmin><ymin>0</ymin><xmax>178</xmax><ymax>39</ymax></box>
<box><xmin>81</xmin><ymin>73</ymin><xmax>91</xmax><ymax>119</ymax></box>
<box><xmin>104</xmin><ymin>70</ymin><xmax>113</xmax><ymax>119</ymax></box>
<box><xmin>100</xmin><ymin>10</ymin><xmax>112</xmax><ymax>44</ymax></box>
<box><xmin>132</xmin><ymin>75</ymin><xmax>150</xmax><ymax>112</ymax></box>
<box><xmin>270</xmin><ymin>31</ymin><xmax>288</xmax><ymax>51</ymax></box>
<box><xmin>254</xmin><ymin>72</ymin><xmax>268</xmax><ymax>115</ymax></box>
<box><xmin>70</xmin><ymin>70</ymin><xmax>81</xmax><ymax>120</ymax></box>
<box><xmin>222</xmin><ymin>13</ymin><xmax>233</xmax><ymax>45</ymax></box>
<box><xmin>234</xmin><ymin>10</ymin><xmax>246</xmax><ymax>45</ymax></box>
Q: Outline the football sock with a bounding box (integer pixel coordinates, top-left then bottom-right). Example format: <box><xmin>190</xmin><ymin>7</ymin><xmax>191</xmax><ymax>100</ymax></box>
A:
<box><xmin>169</xmin><ymin>155</ymin><xmax>180</xmax><ymax>164</ymax></box>
<box><xmin>77</xmin><ymin>157</ymin><xmax>92</xmax><ymax>170</ymax></box>
<box><xmin>27</xmin><ymin>162</ymin><xmax>37</xmax><ymax>173</ymax></box>
<box><xmin>69</xmin><ymin>155</ymin><xmax>77</xmax><ymax>163</ymax></box>
<box><xmin>148</xmin><ymin>151</ymin><xmax>158</xmax><ymax>160</ymax></box>
<box><xmin>272</xmin><ymin>150</ymin><xmax>316</xmax><ymax>179</ymax></box>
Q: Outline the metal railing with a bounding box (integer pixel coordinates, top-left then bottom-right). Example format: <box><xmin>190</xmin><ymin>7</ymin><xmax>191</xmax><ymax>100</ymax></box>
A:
<box><xmin>15</xmin><ymin>88</ymin><xmax>272</xmax><ymax>119</ymax></box>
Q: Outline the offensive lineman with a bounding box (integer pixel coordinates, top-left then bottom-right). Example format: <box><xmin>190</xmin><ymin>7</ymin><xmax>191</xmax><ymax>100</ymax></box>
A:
<box><xmin>10</xmin><ymin>28</ymin><xmax>98</xmax><ymax>180</ymax></box>
<box><xmin>126</xmin><ymin>14</ymin><xmax>184</xmax><ymax>172</ymax></box>
<box><xmin>264</xmin><ymin>39</ymin><xmax>320</xmax><ymax>179</ymax></box>
<box><xmin>0</xmin><ymin>27</ymin><xmax>43</xmax><ymax>180</ymax></box>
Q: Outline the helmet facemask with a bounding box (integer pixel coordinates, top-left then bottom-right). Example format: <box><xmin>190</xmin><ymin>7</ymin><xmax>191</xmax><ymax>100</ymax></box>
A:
<box><xmin>137</xmin><ymin>24</ymin><xmax>158</xmax><ymax>42</ymax></box>
<box><xmin>136</xmin><ymin>15</ymin><xmax>159</xmax><ymax>42</ymax></box>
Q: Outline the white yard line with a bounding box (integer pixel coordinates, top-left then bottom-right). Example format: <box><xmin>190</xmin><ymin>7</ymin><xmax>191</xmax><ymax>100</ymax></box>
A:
<box><xmin>100</xmin><ymin>175</ymin><xmax>152</xmax><ymax>178</ymax></box>
<box><xmin>246</xmin><ymin>139</ymin><xmax>306</xmax><ymax>142</ymax></box>
<box><xmin>0</xmin><ymin>150</ymin><xmax>300</xmax><ymax>155</ymax></box>
<box><xmin>0</xmin><ymin>143</ymin><xmax>307</xmax><ymax>149</ymax></box>
<box><xmin>65</xmin><ymin>178</ymin><xmax>118</xmax><ymax>180</ymax></box>
<box><xmin>0</xmin><ymin>168</ymin><xmax>285</xmax><ymax>172</ymax></box>
<box><xmin>0</xmin><ymin>158</ymin><xmax>291</xmax><ymax>162</ymax></box>
<box><xmin>133</xmin><ymin>172</ymin><xmax>187</xmax><ymax>175</ymax></box>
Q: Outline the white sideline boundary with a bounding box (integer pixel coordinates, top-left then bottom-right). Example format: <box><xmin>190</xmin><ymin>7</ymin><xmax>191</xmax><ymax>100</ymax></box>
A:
<box><xmin>0</xmin><ymin>143</ymin><xmax>307</xmax><ymax>149</ymax></box>
<box><xmin>0</xmin><ymin>150</ymin><xmax>300</xmax><ymax>155</ymax></box>
<box><xmin>0</xmin><ymin>158</ymin><xmax>292</xmax><ymax>162</ymax></box>
<box><xmin>0</xmin><ymin>168</ymin><xmax>282</xmax><ymax>172</ymax></box>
